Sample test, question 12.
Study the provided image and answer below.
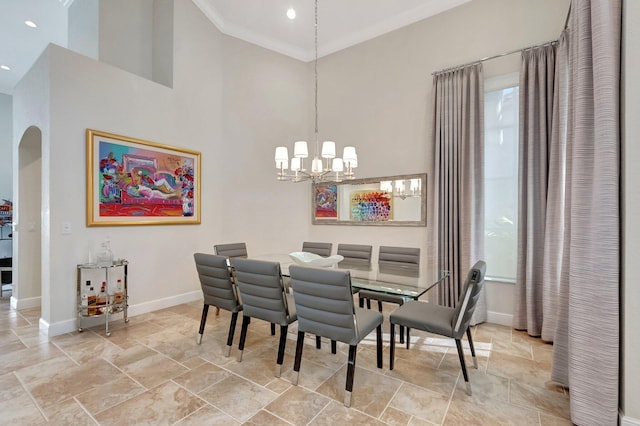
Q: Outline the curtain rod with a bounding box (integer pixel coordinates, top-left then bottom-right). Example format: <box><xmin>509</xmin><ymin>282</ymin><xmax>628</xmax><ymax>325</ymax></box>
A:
<box><xmin>431</xmin><ymin>39</ymin><xmax>558</xmax><ymax>76</ymax></box>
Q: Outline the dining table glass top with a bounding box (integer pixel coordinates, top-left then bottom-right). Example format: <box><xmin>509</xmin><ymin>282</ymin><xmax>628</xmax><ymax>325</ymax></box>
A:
<box><xmin>247</xmin><ymin>253</ymin><xmax>449</xmax><ymax>299</ymax></box>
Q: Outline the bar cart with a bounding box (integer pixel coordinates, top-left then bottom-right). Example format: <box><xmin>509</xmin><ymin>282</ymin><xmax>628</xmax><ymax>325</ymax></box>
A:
<box><xmin>76</xmin><ymin>260</ymin><xmax>129</xmax><ymax>336</ymax></box>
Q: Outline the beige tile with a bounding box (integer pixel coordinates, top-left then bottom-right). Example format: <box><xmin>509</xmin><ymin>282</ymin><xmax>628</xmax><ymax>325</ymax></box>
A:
<box><xmin>57</xmin><ymin>335</ymin><xmax>123</xmax><ymax>364</ymax></box>
<box><xmin>225</xmin><ymin>345</ymin><xmax>294</xmax><ymax>386</ymax></box>
<box><xmin>308</xmin><ymin>400</ymin><xmax>387</xmax><ymax>425</ymax></box>
<box><xmin>265</xmin><ymin>386</ymin><xmax>331</xmax><ymax>425</ymax></box>
<box><xmin>474</xmin><ymin>322</ymin><xmax>511</xmax><ymax>342</ymax></box>
<box><xmin>510</xmin><ymin>381</ymin><xmax>571</xmax><ymax>420</ymax></box>
<box><xmin>0</xmin><ymin>372</ymin><xmax>46</xmax><ymax>425</ymax></box>
<box><xmin>75</xmin><ymin>374</ymin><xmax>146</xmax><ymax>415</ymax></box>
<box><xmin>174</xmin><ymin>404</ymin><xmax>241</xmax><ymax>425</ymax></box>
<box><xmin>281</xmin><ymin>358</ymin><xmax>341</xmax><ymax>391</ymax></box>
<box><xmin>388</xmin><ymin>382</ymin><xmax>450</xmax><ymax>424</ymax></box>
<box><xmin>0</xmin><ymin>338</ymin><xmax>27</xmax><ymax>356</ymax></box>
<box><xmin>121</xmin><ymin>351</ymin><xmax>189</xmax><ymax>388</ymax></box>
<box><xmin>540</xmin><ymin>411</ymin><xmax>574</xmax><ymax>425</ymax></box>
<box><xmin>106</xmin><ymin>343</ymin><xmax>157</xmax><ymax>368</ymax></box>
<box><xmin>379</xmin><ymin>406</ymin><xmax>412</xmax><ymax>426</ymax></box>
<box><xmin>197</xmin><ymin>374</ymin><xmax>277</xmax><ymax>422</ymax></box>
<box><xmin>24</xmin><ymin>358</ymin><xmax>125</xmax><ymax>409</ymax></box>
<box><xmin>0</xmin><ymin>342</ymin><xmax>65</xmax><ymax>375</ymax></box>
<box><xmin>244</xmin><ymin>409</ymin><xmax>294</xmax><ymax>425</ymax></box>
<box><xmin>386</xmin><ymin>354</ymin><xmax>458</xmax><ymax>397</ymax></box>
<box><xmin>14</xmin><ymin>355</ymin><xmax>77</xmax><ymax>385</ymax></box>
<box><xmin>487</xmin><ymin>350</ymin><xmax>561</xmax><ymax>391</ymax></box>
<box><xmin>172</xmin><ymin>361</ymin><xmax>231</xmax><ymax>393</ymax></box>
<box><xmin>451</xmin><ymin>368</ymin><xmax>510</xmax><ymax>403</ymax></box>
<box><xmin>491</xmin><ymin>337</ymin><xmax>534</xmax><ymax>359</ymax></box>
<box><xmin>42</xmin><ymin>397</ymin><xmax>96</xmax><ymax>425</ymax></box>
<box><xmin>11</xmin><ymin>325</ymin><xmax>50</xmax><ymax>348</ymax></box>
<box><xmin>265</xmin><ymin>377</ymin><xmax>293</xmax><ymax>394</ymax></box>
<box><xmin>444</xmin><ymin>396</ymin><xmax>541</xmax><ymax>425</ymax></box>
<box><xmin>94</xmin><ymin>381</ymin><xmax>205</xmax><ymax>426</ymax></box>
<box><xmin>316</xmin><ymin>365</ymin><xmax>402</xmax><ymax>418</ymax></box>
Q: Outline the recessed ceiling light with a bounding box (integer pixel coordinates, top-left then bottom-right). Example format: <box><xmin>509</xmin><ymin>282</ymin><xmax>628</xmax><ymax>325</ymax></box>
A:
<box><xmin>25</xmin><ymin>20</ymin><xmax>37</xmax><ymax>28</ymax></box>
<box><xmin>286</xmin><ymin>8</ymin><xmax>296</xmax><ymax>20</ymax></box>
<box><xmin>0</xmin><ymin>65</ymin><xmax>11</xmax><ymax>71</ymax></box>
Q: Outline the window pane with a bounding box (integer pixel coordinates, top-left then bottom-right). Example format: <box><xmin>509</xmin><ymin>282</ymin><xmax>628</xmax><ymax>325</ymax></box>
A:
<box><xmin>484</xmin><ymin>85</ymin><xmax>519</xmax><ymax>280</ymax></box>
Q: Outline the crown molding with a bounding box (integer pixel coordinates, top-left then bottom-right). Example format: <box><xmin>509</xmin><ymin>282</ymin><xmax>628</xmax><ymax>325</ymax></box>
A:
<box><xmin>192</xmin><ymin>0</ymin><xmax>472</xmax><ymax>62</ymax></box>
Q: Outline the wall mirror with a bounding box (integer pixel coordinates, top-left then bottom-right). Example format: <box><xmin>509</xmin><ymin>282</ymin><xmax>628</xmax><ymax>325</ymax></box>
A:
<box><xmin>312</xmin><ymin>173</ymin><xmax>426</xmax><ymax>226</ymax></box>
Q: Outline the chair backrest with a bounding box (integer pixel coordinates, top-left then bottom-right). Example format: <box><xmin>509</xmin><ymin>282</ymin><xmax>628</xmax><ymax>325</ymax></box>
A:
<box><xmin>337</xmin><ymin>244</ymin><xmax>372</xmax><ymax>266</ymax></box>
<box><xmin>378</xmin><ymin>246</ymin><xmax>420</xmax><ymax>267</ymax></box>
<box><xmin>451</xmin><ymin>260</ymin><xmax>486</xmax><ymax>338</ymax></box>
<box><xmin>289</xmin><ymin>265</ymin><xmax>358</xmax><ymax>344</ymax></box>
<box><xmin>302</xmin><ymin>241</ymin><xmax>333</xmax><ymax>257</ymax></box>
<box><xmin>214</xmin><ymin>243</ymin><xmax>248</xmax><ymax>259</ymax></box>
<box><xmin>193</xmin><ymin>253</ymin><xmax>240</xmax><ymax>312</ymax></box>
<box><xmin>232</xmin><ymin>258</ymin><xmax>292</xmax><ymax>325</ymax></box>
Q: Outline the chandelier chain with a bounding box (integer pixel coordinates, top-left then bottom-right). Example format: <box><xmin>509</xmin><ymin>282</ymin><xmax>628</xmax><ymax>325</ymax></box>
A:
<box><xmin>314</xmin><ymin>0</ymin><xmax>319</xmax><ymax>140</ymax></box>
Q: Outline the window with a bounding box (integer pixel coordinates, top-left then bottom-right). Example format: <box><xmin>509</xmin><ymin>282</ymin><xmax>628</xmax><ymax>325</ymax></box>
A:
<box><xmin>484</xmin><ymin>73</ymin><xmax>519</xmax><ymax>281</ymax></box>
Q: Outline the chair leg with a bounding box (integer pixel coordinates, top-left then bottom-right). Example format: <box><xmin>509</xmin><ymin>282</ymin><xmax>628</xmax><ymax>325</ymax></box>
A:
<box><xmin>275</xmin><ymin>325</ymin><xmax>288</xmax><ymax>378</ymax></box>
<box><xmin>215</xmin><ymin>307</ymin><xmax>220</xmax><ymax>316</ymax></box>
<box><xmin>345</xmin><ymin>345</ymin><xmax>357</xmax><ymax>407</ymax></box>
<box><xmin>376</xmin><ymin>324</ymin><xmax>382</xmax><ymax>368</ymax></box>
<box><xmin>316</xmin><ymin>335</ymin><xmax>322</xmax><ymax>349</ymax></box>
<box><xmin>366</xmin><ymin>299</ymin><xmax>371</xmax><ymax>309</ymax></box>
<box><xmin>389</xmin><ymin>323</ymin><xmax>396</xmax><ymax>370</ymax></box>
<box><xmin>358</xmin><ymin>295</ymin><xmax>364</xmax><ymax>308</ymax></box>
<box><xmin>293</xmin><ymin>331</ymin><xmax>305</xmax><ymax>385</ymax></box>
<box><xmin>225</xmin><ymin>311</ymin><xmax>239</xmax><ymax>357</ymax></box>
<box><xmin>455</xmin><ymin>339</ymin><xmax>471</xmax><ymax>395</ymax></box>
<box><xmin>399</xmin><ymin>325</ymin><xmax>405</xmax><ymax>344</ymax></box>
<box><xmin>406</xmin><ymin>328</ymin><xmax>410</xmax><ymax>349</ymax></box>
<box><xmin>237</xmin><ymin>315</ymin><xmax>250</xmax><ymax>362</ymax></box>
<box><xmin>197</xmin><ymin>304</ymin><xmax>209</xmax><ymax>345</ymax></box>
<box><xmin>466</xmin><ymin>327</ymin><xmax>478</xmax><ymax>369</ymax></box>
<box><xmin>331</xmin><ymin>340</ymin><xmax>337</xmax><ymax>354</ymax></box>
<box><xmin>271</xmin><ymin>323</ymin><xmax>276</xmax><ymax>336</ymax></box>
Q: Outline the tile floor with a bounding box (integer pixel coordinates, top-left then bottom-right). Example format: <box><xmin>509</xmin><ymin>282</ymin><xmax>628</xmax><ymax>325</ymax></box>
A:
<box><xmin>0</xmin><ymin>291</ymin><xmax>572</xmax><ymax>425</ymax></box>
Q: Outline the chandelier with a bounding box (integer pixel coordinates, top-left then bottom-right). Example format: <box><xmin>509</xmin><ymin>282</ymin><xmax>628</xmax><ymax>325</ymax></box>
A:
<box><xmin>380</xmin><ymin>178</ymin><xmax>422</xmax><ymax>200</ymax></box>
<box><xmin>274</xmin><ymin>0</ymin><xmax>358</xmax><ymax>183</ymax></box>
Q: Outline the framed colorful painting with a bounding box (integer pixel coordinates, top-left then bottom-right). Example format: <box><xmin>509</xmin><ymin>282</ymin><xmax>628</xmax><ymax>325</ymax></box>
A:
<box><xmin>349</xmin><ymin>190</ymin><xmax>393</xmax><ymax>222</ymax></box>
<box><xmin>86</xmin><ymin>129</ymin><xmax>201</xmax><ymax>226</ymax></box>
<box><xmin>314</xmin><ymin>184</ymin><xmax>338</xmax><ymax>220</ymax></box>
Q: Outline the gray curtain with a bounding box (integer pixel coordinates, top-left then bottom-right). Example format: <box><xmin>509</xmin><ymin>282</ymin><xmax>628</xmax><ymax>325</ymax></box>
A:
<box><xmin>514</xmin><ymin>35</ymin><xmax>570</xmax><ymax>345</ymax></box>
<box><xmin>432</xmin><ymin>63</ymin><xmax>486</xmax><ymax>323</ymax></box>
<box><xmin>552</xmin><ymin>1</ymin><xmax>621</xmax><ymax>424</ymax></box>
<box><xmin>514</xmin><ymin>1</ymin><xmax>621</xmax><ymax>424</ymax></box>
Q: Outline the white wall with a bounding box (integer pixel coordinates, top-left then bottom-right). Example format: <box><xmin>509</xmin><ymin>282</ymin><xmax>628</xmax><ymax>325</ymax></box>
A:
<box><xmin>309</xmin><ymin>0</ymin><xmax>570</xmax><ymax>320</ymax></box>
<box><xmin>622</xmin><ymin>0</ymin><xmax>640</xmax><ymax>421</ymax></box>
<box><xmin>68</xmin><ymin>0</ymin><xmax>99</xmax><ymax>60</ymax></box>
<box><xmin>0</xmin><ymin>94</ymin><xmax>12</xmax><ymax>258</ymax></box>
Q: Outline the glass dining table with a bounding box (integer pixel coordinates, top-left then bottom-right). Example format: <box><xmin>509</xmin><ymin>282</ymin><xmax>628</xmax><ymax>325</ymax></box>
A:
<box><xmin>248</xmin><ymin>253</ymin><xmax>449</xmax><ymax>300</ymax></box>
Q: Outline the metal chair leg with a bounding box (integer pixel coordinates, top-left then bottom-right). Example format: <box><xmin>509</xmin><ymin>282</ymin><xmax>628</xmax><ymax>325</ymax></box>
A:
<box><xmin>466</xmin><ymin>327</ymin><xmax>478</xmax><ymax>369</ymax></box>
<box><xmin>293</xmin><ymin>331</ymin><xmax>305</xmax><ymax>385</ymax></box>
<box><xmin>389</xmin><ymin>323</ymin><xmax>396</xmax><ymax>370</ymax></box>
<box><xmin>455</xmin><ymin>338</ymin><xmax>471</xmax><ymax>395</ymax></box>
<box><xmin>225</xmin><ymin>311</ymin><xmax>239</xmax><ymax>356</ymax></box>
<box><xmin>197</xmin><ymin>304</ymin><xmax>209</xmax><ymax>344</ymax></box>
<box><xmin>275</xmin><ymin>325</ymin><xmax>288</xmax><ymax>377</ymax></box>
<box><xmin>345</xmin><ymin>345</ymin><xmax>357</xmax><ymax>407</ymax></box>
<box><xmin>237</xmin><ymin>315</ymin><xmax>250</xmax><ymax>362</ymax></box>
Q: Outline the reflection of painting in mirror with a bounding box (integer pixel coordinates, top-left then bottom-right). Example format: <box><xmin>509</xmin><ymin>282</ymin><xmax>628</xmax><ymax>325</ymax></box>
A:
<box><xmin>315</xmin><ymin>185</ymin><xmax>338</xmax><ymax>219</ymax></box>
<box><xmin>312</xmin><ymin>173</ymin><xmax>426</xmax><ymax>226</ymax></box>
<box><xmin>350</xmin><ymin>190</ymin><xmax>393</xmax><ymax>222</ymax></box>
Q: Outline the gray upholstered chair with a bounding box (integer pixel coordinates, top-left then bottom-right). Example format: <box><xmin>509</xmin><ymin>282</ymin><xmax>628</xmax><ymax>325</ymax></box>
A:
<box><xmin>301</xmin><ymin>241</ymin><xmax>333</xmax><ymax>257</ymax></box>
<box><xmin>358</xmin><ymin>246</ymin><xmax>420</xmax><ymax>345</ymax></box>
<box><xmin>336</xmin><ymin>243</ymin><xmax>372</xmax><ymax>268</ymax></box>
<box><xmin>289</xmin><ymin>265</ymin><xmax>383</xmax><ymax>407</ymax></box>
<box><xmin>232</xmin><ymin>258</ymin><xmax>297</xmax><ymax>377</ymax></box>
<box><xmin>214</xmin><ymin>242</ymin><xmax>248</xmax><ymax>259</ymax></box>
<box><xmin>193</xmin><ymin>253</ymin><xmax>242</xmax><ymax>357</ymax></box>
<box><xmin>389</xmin><ymin>260</ymin><xmax>486</xmax><ymax>395</ymax></box>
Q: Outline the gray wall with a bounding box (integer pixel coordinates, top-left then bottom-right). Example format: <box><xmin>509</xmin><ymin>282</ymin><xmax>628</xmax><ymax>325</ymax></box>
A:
<box><xmin>0</xmin><ymin>93</ymin><xmax>12</xmax><ymax>258</ymax></box>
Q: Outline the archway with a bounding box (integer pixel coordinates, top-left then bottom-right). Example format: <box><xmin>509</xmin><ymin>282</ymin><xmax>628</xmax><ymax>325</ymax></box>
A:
<box><xmin>14</xmin><ymin>126</ymin><xmax>42</xmax><ymax>313</ymax></box>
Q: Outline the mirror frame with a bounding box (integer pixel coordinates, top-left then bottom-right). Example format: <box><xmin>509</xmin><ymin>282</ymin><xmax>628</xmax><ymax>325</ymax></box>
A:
<box><xmin>311</xmin><ymin>173</ymin><xmax>427</xmax><ymax>227</ymax></box>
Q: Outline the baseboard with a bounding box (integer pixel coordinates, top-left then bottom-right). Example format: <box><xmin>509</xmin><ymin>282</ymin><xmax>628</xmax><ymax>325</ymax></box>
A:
<box><xmin>621</xmin><ymin>411</ymin><xmax>640</xmax><ymax>426</ymax></box>
<box><xmin>486</xmin><ymin>310</ymin><xmax>513</xmax><ymax>327</ymax></box>
<box><xmin>12</xmin><ymin>295</ymin><xmax>41</xmax><ymax>310</ymax></box>
<box><xmin>44</xmin><ymin>290</ymin><xmax>203</xmax><ymax>337</ymax></box>
<box><xmin>126</xmin><ymin>290</ymin><xmax>202</xmax><ymax>317</ymax></box>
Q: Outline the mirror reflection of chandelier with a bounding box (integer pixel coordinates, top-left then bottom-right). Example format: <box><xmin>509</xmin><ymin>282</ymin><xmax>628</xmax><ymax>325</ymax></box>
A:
<box><xmin>274</xmin><ymin>0</ymin><xmax>358</xmax><ymax>183</ymax></box>
<box><xmin>380</xmin><ymin>178</ymin><xmax>422</xmax><ymax>199</ymax></box>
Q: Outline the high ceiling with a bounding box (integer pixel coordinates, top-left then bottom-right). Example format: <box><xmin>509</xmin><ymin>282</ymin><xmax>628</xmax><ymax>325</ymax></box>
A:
<box><xmin>0</xmin><ymin>0</ymin><xmax>471</xmax><ymax>95</ymax></box>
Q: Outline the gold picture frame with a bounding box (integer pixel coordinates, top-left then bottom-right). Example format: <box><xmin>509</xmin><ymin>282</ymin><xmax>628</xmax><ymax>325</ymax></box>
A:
<box><xmin>86</xmin><ymin>129</ymin><xmax>201</xmax><ymax>226</ymax></box>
